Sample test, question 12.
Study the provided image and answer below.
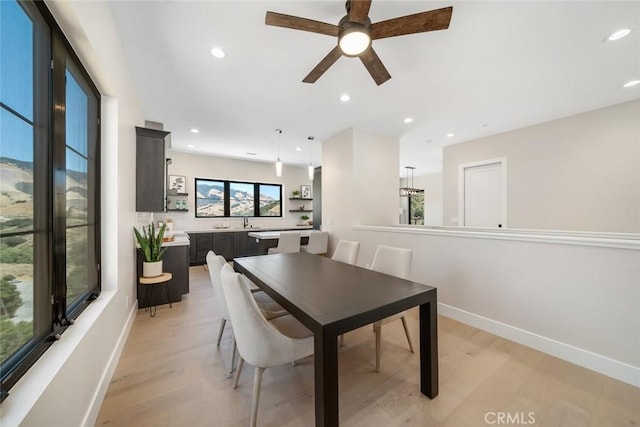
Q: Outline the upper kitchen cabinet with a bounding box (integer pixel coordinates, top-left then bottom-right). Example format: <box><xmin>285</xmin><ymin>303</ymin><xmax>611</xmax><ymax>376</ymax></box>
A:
<box><xmin>136</xmin><ymin>126</ymin><xmax>170</xmax><ymax>212</ymax></box>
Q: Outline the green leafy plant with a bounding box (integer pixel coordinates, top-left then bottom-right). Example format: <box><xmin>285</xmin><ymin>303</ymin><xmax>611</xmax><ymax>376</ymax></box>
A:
<box><xmin>300</xmin><ymin>215</ymin><xmax>310</xmax><ymax>221</ymax></box>
<box><xmin>292</xmin><ymin>190</ymin><xmax>301</xmax><ymax>197</ymax></box>
<box><xmin>133</xmin><ymin>223</ymin><xmax>167</xmax><ymax>262</ymax></box>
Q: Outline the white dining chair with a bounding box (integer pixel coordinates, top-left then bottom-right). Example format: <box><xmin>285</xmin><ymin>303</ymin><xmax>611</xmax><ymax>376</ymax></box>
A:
<box><xmin>331</xmin><ymin>239</ymin><xmax>360</xmax><ymax>346</ymax></box>
<box><xmin>331</xmin><ymin>240</ymin><xmax>360</xmax><ymax>265</ymax></box>
<box><xmin>301</xmin><ymin>231</ymin><xmax>329</xmax><ymax>255</ymax></box>
<box><xmin>369</xmin><ymin>245</ymin><xmax>414</xmax><ymax>373</ymax></box>
<box><xmin>206</xmin><ymin>252</ymin><xmax>287</xmax><ymax>373</ymax></box>
<box><xmin>221</xmin><ymin>265</ymin><xmax>314</xmax><ymax>427</ymax></box>
<box><xmin>267</xmin><ymin>232</ymin><xmax>300</xmax><ymax>254</ymax></box>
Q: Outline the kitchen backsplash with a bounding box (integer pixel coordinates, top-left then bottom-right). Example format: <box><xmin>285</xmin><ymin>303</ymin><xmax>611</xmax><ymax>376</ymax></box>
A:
<box><xmin>145</xmin><ymin>210</ymin><xmax>307</xmax><ymax>231</ymax></box>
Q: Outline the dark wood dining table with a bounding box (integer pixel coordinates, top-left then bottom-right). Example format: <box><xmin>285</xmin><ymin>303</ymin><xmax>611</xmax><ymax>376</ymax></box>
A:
<box><xmin>233</xmin><ymin>252</ymin><xmax>438</xmax><ymax>427</ymax></box>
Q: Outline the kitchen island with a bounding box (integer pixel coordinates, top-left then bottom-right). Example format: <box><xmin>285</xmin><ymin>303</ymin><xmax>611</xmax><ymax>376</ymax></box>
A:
<box><xmin>184</xmin><ymin>226</ymin><xmax>313</xmax><ymax>264</ymax></box>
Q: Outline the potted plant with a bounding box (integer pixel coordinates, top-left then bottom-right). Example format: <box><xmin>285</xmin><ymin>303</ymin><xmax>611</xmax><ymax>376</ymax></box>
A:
<box><xmin>292</xmin><ymin>189</ymin><xmax>301</xmax><ymax>197</ymax></box>
<box><xmin>134</xmin><ymin>223</ymin><xmax>167</xmax><ymax>277</ymax></box>
<box><xmin>300</xmin><ymin>214</ymin><xmax>310</xmax><ymax>225</ymax></box>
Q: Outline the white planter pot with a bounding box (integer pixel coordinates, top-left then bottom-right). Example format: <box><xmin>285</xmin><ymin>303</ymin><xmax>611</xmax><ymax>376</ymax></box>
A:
<box><xmin>143</xmin><ymin>261</ymin><xmax>163</xmax><ymax>278</ymax></box>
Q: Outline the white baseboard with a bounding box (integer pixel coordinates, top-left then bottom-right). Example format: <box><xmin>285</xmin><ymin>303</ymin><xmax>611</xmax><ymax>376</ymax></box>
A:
<box><xmin>82</xmin><ymin>301</ymin><xmax>138</xmax><ymax>426</ymax></box>
<box><xmin>438</xmin><ymin>303</ymin><xmax>640</xmax><ymax>388</ymax></box>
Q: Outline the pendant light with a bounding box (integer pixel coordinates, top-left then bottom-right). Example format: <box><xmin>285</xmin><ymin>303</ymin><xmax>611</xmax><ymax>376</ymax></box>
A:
<box><xmin>307</xmin><ymin>136</ymin><xmax>314</xmax><ymax>181</ymax></box>
<box><xmin>275</xmin><ymin>129</ymin><xmax>283</xmax><ymax>177</ymax></box>
<box><xmin>399</xmin><ymin>166</ymin><xmax>423</xmax><ymax>196</ymax></box>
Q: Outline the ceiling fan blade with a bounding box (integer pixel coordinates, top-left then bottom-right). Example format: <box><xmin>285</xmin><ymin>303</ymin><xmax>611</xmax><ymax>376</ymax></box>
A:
<box><xmin>303</xmin><ymin>46</ymin><xmax>343</xmax><ymax>83</ymax></box>
<box><xmin>349</xmin><ymin>0</ymin><xmax>372</xmax><ymax>23</ymax></box>
<box><xmin>359</xmin><ymin>47</ymin><xmax>391</xmax><ymax>86</ymax></box>
<box><xmin>370</xmin><ymin>6</ymin><xmax>453</xmax><ymax>40</ymax></box>
<box><xmin>266</xmin><ymin>11</ymin><xmax>339</xmax><ymax>37</ymax></box>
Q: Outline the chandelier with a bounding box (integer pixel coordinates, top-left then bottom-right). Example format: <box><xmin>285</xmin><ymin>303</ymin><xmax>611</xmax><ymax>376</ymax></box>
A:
<box><xmin>399</xmin><ymin>166</ymin><xmax>423</xmax><ymax>197</ymax></box>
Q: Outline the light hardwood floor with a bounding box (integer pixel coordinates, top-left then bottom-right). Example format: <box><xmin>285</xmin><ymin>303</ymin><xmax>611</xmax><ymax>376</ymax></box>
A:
<box><xmin>96</xmin><ymin>266</ymin><xmax>639</xmax><ymax>426</ymax></box>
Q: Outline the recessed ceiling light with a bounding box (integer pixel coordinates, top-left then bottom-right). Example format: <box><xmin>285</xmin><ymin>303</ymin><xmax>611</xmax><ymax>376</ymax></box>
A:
<box><xmin>446</xmin><ymin>133</ymin><xmax>455</xmax><ymax>138</ymax></box>
<box><xmin>606</xmin><ymin>28</ymin><xmax>631</xmax><ymax>42</ymax></box>
<box><xmin>296</xmin><ymin>147</ymin><xmax>302</xmax><ymax>151</ymax></box>
<box><xmin>187</xmin><ymin>144</ymin><xmax>195</xmax><ymax>148</ymax></box>
<box><xmin>623</xmin><ymin>79</ymin><xmax>640</xmax><ymax>88</ymax></box>
<box><xmin>404</xmin><ymin>117</ymin><xmax>414</xmax><ymax>124</ymax></box>
<box><xmin>210</xmin><ymin>47</ymin><xmax>225</xmax><ymax>58</ymax></box>
<box><xmin>340</xmin><ymin>94</ymin><xmax>350</xmax><ymax>102</ymax></box>
<box><xmin>190</xmin><ymin>128</ymin><xmax>199</xmax><ymax>134</ymax></box>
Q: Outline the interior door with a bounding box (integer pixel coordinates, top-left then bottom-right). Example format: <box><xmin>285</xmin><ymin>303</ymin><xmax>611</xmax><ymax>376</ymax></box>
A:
<box><xmin>462</xmin><ymin>161</ymin><xmax>505</xmax><ymax>228</ymax></box>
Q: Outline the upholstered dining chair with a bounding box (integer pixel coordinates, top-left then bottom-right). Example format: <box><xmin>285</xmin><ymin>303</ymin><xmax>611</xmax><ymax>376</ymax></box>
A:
<box><xmin>301</xmin><ymin>231</ymin><xmax>329</xmax><ymax>255</ymax></box>
<box><xmin>369</xmin><ymin>245</ymin><xmax>414</xmax><ymax>373</ymax></box>
<box><xmin>221</xmin><ymin>265</ymin><xmax>314</xmax><ymax>427</ymax></box>
<box><xmin>331</xmin><ymin>239</ymin><xmax>360</xmax><ymax>265</ymax></box>
<box><xmin>267</xmin><ymin>232</ymin><xmax>300</xmax><ymax>254</ymax></box>
<box><xmin>331</xmin><ymin>240</ymin><xmax>360</xmax><ymax>346</ymax></box>
<box><xmin>206</xmin><ymin>251</ymin><xmax>287</xmax><ymax>373</ymax></box>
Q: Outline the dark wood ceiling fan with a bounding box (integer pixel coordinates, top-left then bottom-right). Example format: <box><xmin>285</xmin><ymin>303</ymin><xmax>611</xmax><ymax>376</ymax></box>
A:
<box><xmin>265</xmin><ymin>0</ymin><xmax>453</xmax><ymax>86</ymax></box>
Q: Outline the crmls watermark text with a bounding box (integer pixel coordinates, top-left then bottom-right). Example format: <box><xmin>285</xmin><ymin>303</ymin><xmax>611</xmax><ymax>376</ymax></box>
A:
<box><xmin>484</xmin><ymin>412</ymin><xmax>536</xmax><ymax>425</ymax></box>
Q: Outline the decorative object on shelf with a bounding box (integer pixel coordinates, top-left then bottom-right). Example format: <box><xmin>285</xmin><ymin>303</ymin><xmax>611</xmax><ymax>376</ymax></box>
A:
<box><xmin>169</xmin><ymin>175</ymin><xmax>186</xmax><ymax>193</ymax></box>
<box><xmin>134</xmin><ymin>222</ymin><xmax>167</xmax><ymax>277</ymax></box>
<box><xmin>300</xmin><ymin>214</ymin><xmax>310</xmax><ymax>225</ymax></box>
<box><xmin>399</xmin><ymin>166</ymin><xmax>424</xmax><ymax>197</ymax></box>
<box><xmin>301</xmin><ymin>185</ymin><xmax>311</xmax><ymax>199</ymax></box>
<box><xmin>292</xmin><ymin>189</ymin><xmax>301</xmax><ymax>197</ymax></box>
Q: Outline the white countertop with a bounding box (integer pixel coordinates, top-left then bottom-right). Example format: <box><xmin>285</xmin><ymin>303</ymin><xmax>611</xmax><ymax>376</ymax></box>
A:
<box><xmin>161</xmin><ymin>233</ymin><xmax>190</xmax><ymax>247</ymax></box>
<box><xmin>248</xmin><ymin>230</ymin><xmax>317</xmax><ymax>240</ymax></box>
<box><xmin>179</xmin><ymin>226</ymin><xmax>313</xmax><ymax>234</ymax></box>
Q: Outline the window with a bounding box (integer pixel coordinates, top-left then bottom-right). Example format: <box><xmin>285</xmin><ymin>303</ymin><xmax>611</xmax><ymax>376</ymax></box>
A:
<box><xmin>409</xmin><ymin>192</ymin><xmax>425</xmax><ymax>225</ymax></box>
<box><xmin>195</xmin><ymin>178</ymin><xmax>282</xmax><ymax>218</ymax></box>
<box><xmin>195</xmin><ymin>179</ymin><xmax>225</xmax><ymax>217</ymax></box>
<box><xmin>258</xmin><ymin>184</ymin><xmax>281</xmax><ymax>216</ymax></box>
<box><xmin>229</xmin><ymin>182</ymin><xmax>254</xmax><ymax>217</ymax></box>
<box><xmin>0</xmin><ymin>0</ymin><xmax>100</xmax><ymax>400</ymax></box>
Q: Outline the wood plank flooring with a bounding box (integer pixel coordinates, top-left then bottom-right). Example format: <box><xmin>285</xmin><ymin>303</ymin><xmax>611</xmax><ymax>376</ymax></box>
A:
<box><xmin>96</xmin><ymin>266</ymin><xmax>640</xmax><ymax>426</ymax></box>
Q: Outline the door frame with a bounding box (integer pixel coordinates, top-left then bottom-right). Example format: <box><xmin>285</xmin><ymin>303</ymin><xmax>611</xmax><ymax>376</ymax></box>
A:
<box><xmin>458</xmin><ymin>157</ymin><xmax>508</xmax><ymax>228</ymax></box>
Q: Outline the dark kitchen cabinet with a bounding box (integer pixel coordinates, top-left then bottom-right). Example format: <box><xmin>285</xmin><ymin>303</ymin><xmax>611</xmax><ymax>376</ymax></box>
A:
<box><xmin>194</xmin><ymin>233</ymin><xmax>213</xmax><ymax>265</ymax></box>
<box><xmin>213</xmin><ymin>233</ymin><xmax>234</xmax><ymax>261</ymax></box>
<box><xmin>234</xmin><ymin>231</ymin><xmax>259</xmax><ymax>258</ymax></box>
<box><xmin>136</xmin><ymin>244</ymin><xmax>189</xmax><ymax>309</ymax></box>
<box><xmin>136</xmin><ymin>126</ymin><xmax>170</xmax><ymax>212</ymax></box>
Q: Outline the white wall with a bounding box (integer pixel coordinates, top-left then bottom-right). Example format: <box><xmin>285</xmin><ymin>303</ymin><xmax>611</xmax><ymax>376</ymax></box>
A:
<box><xmin>153</xmin><ymin>150</ymin><xmax>312</xmax><ymax>230</ymax></box>
<box><xmin>1</xmin><ymin>2</ymin><xmax>142</xmax><ymax>426</ymax></box>
<box><xmin>443</xmin><ymin>100</ymin><xmax>640</xmax><ymax>233</ymax></box>
<box><xmin>322</xmin><ymin>128</ymin><xmax>399</xmax><ymax>252</ymax></box>
<box><xmin>350</xmin><ymin>226</ymin><xmax>640</xmax><ymax>387</ymax></box>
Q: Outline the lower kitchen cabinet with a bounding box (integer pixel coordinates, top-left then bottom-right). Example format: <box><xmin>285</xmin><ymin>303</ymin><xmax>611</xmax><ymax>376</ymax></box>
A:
<box><xmin>137</xmin><ymin>244</ymin><xmax>189</xmax><ymax>309</ymax></box>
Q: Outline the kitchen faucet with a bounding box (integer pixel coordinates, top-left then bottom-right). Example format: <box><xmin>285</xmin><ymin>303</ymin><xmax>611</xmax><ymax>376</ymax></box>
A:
<box><xmin>243</xmin><ymin>216</ymin><xmax>249</xmax><ymax>228</ymax></box>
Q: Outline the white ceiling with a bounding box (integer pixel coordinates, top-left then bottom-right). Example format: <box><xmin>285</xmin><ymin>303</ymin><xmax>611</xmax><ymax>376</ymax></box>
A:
<box><xmin>109</xmin><ymin>1</ymin><xmax>640</xmax><ymax>175</ymax></box>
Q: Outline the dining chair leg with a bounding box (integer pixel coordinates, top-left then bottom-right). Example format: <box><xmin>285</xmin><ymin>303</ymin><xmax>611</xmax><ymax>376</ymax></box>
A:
<box><xmin>401</xmin><ymin>316</ymin><xmax>414</xmax><ymax>353</ymax></box>
<box><xmin>250</xmin><ymin>367</ymin><xmax>265</xmax><ymax>427</ymax></box>
<box><xmin>216</xmin><ymin>319</ymin><xmax>226</xmax><ymax>347</ymax></box>
<box><xmin>375</xmin><ymin>323</ymin><xmax>381</xmax><ymax>373</ymax></box>
<box><xmin>230</xmin><ymin>336</ymin><xmax>237</xmax><ymax>374</ymax></box>
<box><xmin>233</xmin><ymin>357</ymin><xmax>244</xmax><ymax>389</ymax></box>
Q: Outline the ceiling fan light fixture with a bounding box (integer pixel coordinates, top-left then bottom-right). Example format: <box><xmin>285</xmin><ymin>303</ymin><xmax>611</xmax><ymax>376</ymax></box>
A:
<box><xmin>338</xmin><ymin>22</ymin><xmax>371</xmax><ymax>57</ymax></box>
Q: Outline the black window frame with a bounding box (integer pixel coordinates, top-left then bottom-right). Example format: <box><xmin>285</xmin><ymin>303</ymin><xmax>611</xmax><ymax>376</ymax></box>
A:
<box><xmin>0</xmin><ymin>0</ymin><xmax>101</xmax><ymax>402</ymax></box>
<box><xmin>194</xmin><ymin>177</ymin><xmax>282</xmax><ymax>218</ymax></box>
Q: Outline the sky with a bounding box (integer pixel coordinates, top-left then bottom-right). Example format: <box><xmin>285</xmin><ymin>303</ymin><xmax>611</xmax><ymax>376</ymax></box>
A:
<box><xmin>1</xmin><ymin>0</ymin><xmax>88</xmax><ymax>173</ymax></box>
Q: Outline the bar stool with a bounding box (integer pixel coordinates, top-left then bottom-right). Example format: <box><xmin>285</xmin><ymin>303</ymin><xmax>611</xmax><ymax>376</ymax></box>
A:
<box><xmin>139</xmin><ymin>272</ymin><xmax>173</xmax><ymax>317</ymax></box>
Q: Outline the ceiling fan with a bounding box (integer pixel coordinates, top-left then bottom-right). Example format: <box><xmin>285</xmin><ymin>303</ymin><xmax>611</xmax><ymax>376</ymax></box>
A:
<box><xmin>265</xmin><ymin>0</ymin><xmax>453</xmax><ymax>86</ymax></box>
